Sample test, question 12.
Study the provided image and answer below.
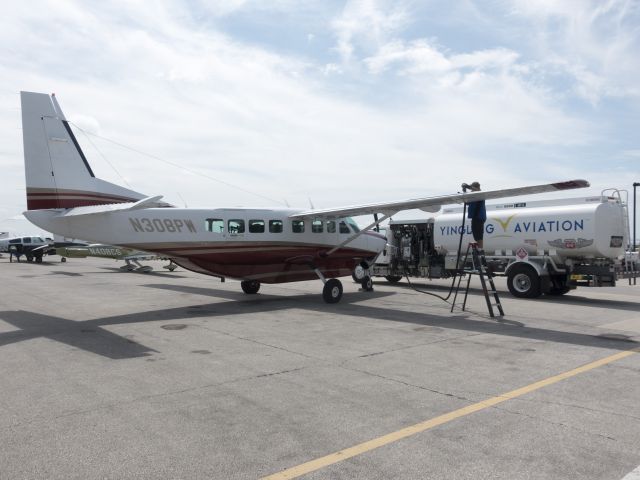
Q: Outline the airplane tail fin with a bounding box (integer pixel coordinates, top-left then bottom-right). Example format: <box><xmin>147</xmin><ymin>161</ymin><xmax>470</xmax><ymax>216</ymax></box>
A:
<box><xmin>21</xmin><ymin>91</ymin><xmax>146</xmax><ymax>210</ymax></box>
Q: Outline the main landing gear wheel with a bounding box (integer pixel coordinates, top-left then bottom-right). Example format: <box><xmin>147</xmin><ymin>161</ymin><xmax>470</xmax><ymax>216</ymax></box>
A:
<box><xmin>352</xmin><ymin>264</ymin><xmax>365</xmax><ymax>283</ymax></box>
<box><xmin>322</xmin><ymin>279</ymin><xmax>343</xmax><ymax>303</ymax></box>
<box><xmin>241</xmin><ymin>280</ymin><xmax>261</xmax><ymax>294</ymax></box>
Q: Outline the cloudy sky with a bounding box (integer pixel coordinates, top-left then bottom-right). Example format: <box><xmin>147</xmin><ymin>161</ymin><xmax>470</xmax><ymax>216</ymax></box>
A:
<box><xmin>1</xmin><ymin>0</ymin><xmax>639</xmax><ymax>235</ymax></box>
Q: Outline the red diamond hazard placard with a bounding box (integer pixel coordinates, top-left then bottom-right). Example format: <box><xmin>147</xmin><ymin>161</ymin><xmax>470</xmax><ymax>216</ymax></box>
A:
<box><xmin>516</xmin><ymin>247</ymin><xmax>528</xmax><ymax>260</ymax></box>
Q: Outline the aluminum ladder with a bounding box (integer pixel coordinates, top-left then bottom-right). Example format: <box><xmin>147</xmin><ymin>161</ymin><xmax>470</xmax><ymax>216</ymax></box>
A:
<box><xmin>451</xmin><ymin>243</ymin><xmax>504</xmax><ymax>318</ymax></box>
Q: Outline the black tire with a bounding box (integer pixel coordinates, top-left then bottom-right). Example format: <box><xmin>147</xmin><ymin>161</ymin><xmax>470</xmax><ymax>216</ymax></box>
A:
<box><xmin>26</xmin><ymin>255</ymin><xmax>33</xmax><ymax>262</ymax></box>
<box><xmin>322</xmin><ymin>279</ymin><xmax>343</xmax><ymax>303</ymax></box>
<box><xmin>507</xmin><ymin>264</ymin><xmax>541</xmax><ymax>298</ymax></box>
<box><xmin>61</xmin><ymin>257</ymin><xmax>67</xmax><ymax>263</ymax></box>
<box><xmin>35</xmin><ymin>255</ymin><xmax>43</xmax><ymax>263</ymax></box>
<box><xmin>241</xmin><ymin>280</ymin><xmax>260</xmax><ymax>294</ymax></box>
<box><xmin>547</xmin><ymin>286</ymin><xmax>571</xmax><ymax>296</ymax></box>
<box><xmin>385</xmin><ymin>275</ymin><xmax>402</xmax><ymax>283</ymax></box>
<box><xmin>361</xmin><ymin>275</ymin><xmax>374</xmax><ymax>291</ymax></box>
<box><xmin>352</xmin><ymin>265</ymin><xmax>365</xmax><ymax>283</ymax></box>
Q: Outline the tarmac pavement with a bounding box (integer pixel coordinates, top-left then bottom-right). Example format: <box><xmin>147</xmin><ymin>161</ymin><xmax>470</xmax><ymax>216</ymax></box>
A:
<box><xmin>1</xmin><ymin>256</ymin><xmax>639</xmax><ymax>479</ymax></box>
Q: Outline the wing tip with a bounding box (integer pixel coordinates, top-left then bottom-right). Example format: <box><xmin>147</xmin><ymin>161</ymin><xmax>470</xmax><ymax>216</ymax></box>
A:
<box><xmin>552</xmin><ymin>179</ymin><xmax>590</xmax><ymax>190</ymax></box>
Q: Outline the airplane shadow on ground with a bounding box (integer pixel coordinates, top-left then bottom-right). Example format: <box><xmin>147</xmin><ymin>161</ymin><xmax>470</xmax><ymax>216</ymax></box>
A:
<box><xmin>98</xmin><ymin>267</ymin><xmax>188</xmax><ymax>279</ymax></box>
<box><xmin>42</xmin><ymin>267</ymin><xmax>188</xmax><ymax>279</ymax></box>
<box><xmin>0</xmin><ymin>283</ymin><xmax>637</xmax><ymax>360</ymax></box>
<box><xmin>144</xmin><ymin>284</ymin><xmax>638</xmax><ymax>351</ymax></box>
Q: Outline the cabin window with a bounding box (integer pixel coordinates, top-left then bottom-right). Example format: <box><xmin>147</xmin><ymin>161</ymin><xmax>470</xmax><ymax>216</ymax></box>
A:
<box><xmin>292</xmin><ymin>220</ymin><xmax>305</xmax><ymax>233</ymax></box>
<box><xmin>9</xmin><ymin>239</ymin><xmax>20</xmax><ymax>244</ymax></box>
<box><xmin>249</xmin><ymin>220</ymin><xmax>265</xmax><ymax>233</ymax></box>
<box><xmin>339</xmin><ymin>221</ymin><xmax>350</xmax><ymax>234</ymax></box>
<box><xmin>326</xmin><ymin>220</ymin><xmax>336</xmax><ymax>233</ymax></box>
<box><xmin>22</xmin><ymin>237</ymin><xmax>32</xmax><ymax>244</ymax></box>
<box><xmin>205</xmin><ymin>218</ymin><xmax>224</xmax><ymax>233</ymax></box>
<box><xmin>269</xmin><ymin>220</ymin><xmax>283</xmax><ymax>233</ymax></box>
<box><xmin>228</xmin><ymin>219</ymin><xmax>245</xmax><ymax>234</ymax></box>
<box><xmin>311</xmin><ymin>220</ymin><xmax>323</xmax><ymax>233</ymax></box>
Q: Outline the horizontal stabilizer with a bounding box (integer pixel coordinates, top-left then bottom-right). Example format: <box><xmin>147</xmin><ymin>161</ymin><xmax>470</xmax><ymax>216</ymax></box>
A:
<box><xmin>60</xmin><ymin>196</ymin><xmax>168</xmax><ymax>217</ymax></box>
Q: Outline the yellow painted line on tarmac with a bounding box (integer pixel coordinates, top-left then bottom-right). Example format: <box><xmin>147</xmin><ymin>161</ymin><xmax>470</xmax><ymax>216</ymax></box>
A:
<box><xmin>262</xmin><ymin>347</ymin><xmax>640</xmax><ymax>480</ymax></box>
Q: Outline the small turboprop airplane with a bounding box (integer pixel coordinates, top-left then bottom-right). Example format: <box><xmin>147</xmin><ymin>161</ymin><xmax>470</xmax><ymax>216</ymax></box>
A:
<box><xmin>20</xmin><ymin>92</ymin><xmax>589</xmax><ymax>302</ymax></box>
<box><xmin>55</xmin><ymin>243</ymin><xmax>177</xmax><ymax>272</ymax></box>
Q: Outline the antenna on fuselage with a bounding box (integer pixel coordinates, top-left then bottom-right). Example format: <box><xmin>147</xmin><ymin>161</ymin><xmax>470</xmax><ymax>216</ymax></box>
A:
<box><xmin>177</xmin><ymin>192</ymin><xmax>188</xmax><ymax>208</ymax></box>
<box><xmin>284</xmin><ymin>199</ymin><xmax>290</xmax><ymax>207</ymax></box>
<box><xmin>308</xmin><ymin>197</ymin><xmax>315</xmax><ymax>210</ymax></box>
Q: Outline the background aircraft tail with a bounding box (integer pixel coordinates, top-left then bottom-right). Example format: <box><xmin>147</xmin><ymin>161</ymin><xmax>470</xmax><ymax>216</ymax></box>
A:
<box><xmin>21</xmin><ymin>91</ymin><xmax>146</xmax><ymax>210</ymax></box>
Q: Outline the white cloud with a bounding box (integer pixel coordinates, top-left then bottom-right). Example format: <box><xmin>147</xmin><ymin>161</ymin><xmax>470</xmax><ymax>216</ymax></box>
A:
<box><xmin>364</xmin><ymin>40</ymin><xmax>451</xmax><ymax>74</ymax></box>
<box><xmin>364</xmin><ymin>40</ymin><xmax>519</xmax><ymax>76</ymax></box>
<box><xmin>509</xmin><ymin>0</ymin><xmax>640</xmax><ymax>103</ymax></box>
<box><xmin>0</xmin><ymin>0</ymin><xmax>633</xmax><ymax>233</ymax></box>
<box><xmin>331</xmin><ymin>0</ymin><xmax>409</xmax><ymax>63</ymax></box>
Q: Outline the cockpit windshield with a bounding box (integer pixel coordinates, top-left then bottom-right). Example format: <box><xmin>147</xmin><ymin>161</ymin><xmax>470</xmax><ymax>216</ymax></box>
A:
<box><xmin>346</xmin><ymin>218</ymin><xmax>360</xmax><ymax>233</ymax></box>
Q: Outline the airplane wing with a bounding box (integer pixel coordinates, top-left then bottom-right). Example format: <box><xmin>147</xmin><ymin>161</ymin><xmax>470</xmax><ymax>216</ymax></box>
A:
<box><xmin>289</xmin><ymin>180</ymin><xmax>589</xmax><ymax>220</ymax></box>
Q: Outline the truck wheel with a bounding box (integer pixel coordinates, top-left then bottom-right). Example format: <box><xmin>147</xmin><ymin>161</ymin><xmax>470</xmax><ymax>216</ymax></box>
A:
<box><xmin>35</xmin><ymin>255</ymin><xmax>43</xmax><ymax>263</ymax></box>
<box><xmin>26</xmin><ymin>255</ymin><xmax>33</xmax><ymax>262</ymax></box>
<box><xmin>546</xmin><ymin>275</ymin><xmax>571</xmax><ymax>296</ymax></box>
<box><xmin>507</xmin><ymin>264</ymin><xmax>541</xmax><ymax>298</ymax></box>
<box><xmin>61</xmin><ymin>257</ymin><xmax>67</xmax><ymax>263</ymax></box>
<box><xmin>385</xmin><ymin>275</ymin><xmax>402</xmax><ymax>283</ymax></box>
<box><xmin>323</xmin><ymin>279</ymin><xmax>343</xmax><ymax>303</ymax></box>
<box><xmin>548</xmin><ymin>286</ymin><xmax>571</xmax><ymax>296</ymax></box>
<box><xmin>241</xmin><ymin>280</ymin><xmax>260</xmax><ymax>294</ymax></box>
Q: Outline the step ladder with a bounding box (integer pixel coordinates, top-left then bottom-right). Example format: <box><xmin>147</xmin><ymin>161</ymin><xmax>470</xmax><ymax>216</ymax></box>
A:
<box><xmin>451</xmin><ymin>243</ymin><xmax>504</xmax><ymax>318</ymax></box>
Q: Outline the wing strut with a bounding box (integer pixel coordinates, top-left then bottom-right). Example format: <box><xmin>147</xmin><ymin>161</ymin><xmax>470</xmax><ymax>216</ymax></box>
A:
<box><xmin>323</xmin><ymin>213</ymin><xmax>393</xmax><ymax>256</ymax></box>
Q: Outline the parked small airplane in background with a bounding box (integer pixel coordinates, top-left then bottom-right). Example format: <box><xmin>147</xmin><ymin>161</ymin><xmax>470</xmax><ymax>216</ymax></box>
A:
<box><xmin>19</xmin><ymin>92</ymin><xmax>589</xmax><ymax>302</ymax></box>
<box><xmin>55</xmin><ymin>243</ymin><xmax>178</xmax><ymax>272</ymax></box>
<box><xmin>0</xmin><ymin>235</ymin><xmax>53</xmax><ymax>262</ymax></box>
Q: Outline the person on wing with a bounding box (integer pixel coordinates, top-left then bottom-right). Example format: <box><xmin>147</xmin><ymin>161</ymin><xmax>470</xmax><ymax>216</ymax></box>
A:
<box><xmin>466</xmin><ymin>181</ymin><xmax>486</xmax><ymax>250</ymax></box>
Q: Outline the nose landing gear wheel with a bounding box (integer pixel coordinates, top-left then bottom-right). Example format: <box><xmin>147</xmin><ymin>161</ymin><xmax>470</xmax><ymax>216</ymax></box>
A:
<box><xmin>241</xmin><ymin>280</ymin><xmax>261</xmax><ymax>294</ymax></box>
<box><xmin>361</xmin><ymin>275</ymin><xmax>374</xmax><ymax>291</ymax></box>
<box><xmin>322</xmin><ymin>279</ymin><xmax>343</xmax><ymax>303</ymax></box>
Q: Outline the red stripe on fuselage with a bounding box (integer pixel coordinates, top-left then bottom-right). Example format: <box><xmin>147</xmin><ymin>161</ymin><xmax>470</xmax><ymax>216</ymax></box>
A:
<box><xmin>27</xmin><ymin>197</ymin><xmax>137</xmax><ymax>209</ymax></box>
<box><xmin>26</xmin><ymin>188</ymin><xmax>139</xmax><ymax>210</ymax></box>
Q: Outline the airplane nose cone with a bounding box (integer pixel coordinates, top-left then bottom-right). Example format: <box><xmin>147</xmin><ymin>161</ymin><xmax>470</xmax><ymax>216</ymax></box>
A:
<box><xmin>366</xmin><ymin>231</ymin><xmax>387</xmax><ymax>253</ymax></box>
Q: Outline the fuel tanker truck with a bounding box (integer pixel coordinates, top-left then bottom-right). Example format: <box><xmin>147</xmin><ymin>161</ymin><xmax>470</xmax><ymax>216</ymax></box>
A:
<box><xmin>371</xmin><ymin>192</ymin><xmax>639</xmax><ymax>298</ymax></box>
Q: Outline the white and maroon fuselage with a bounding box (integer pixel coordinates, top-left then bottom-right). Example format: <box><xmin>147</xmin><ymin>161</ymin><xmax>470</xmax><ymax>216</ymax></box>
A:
<box><xmin>26</xmin><ymin>207</ymin><xmax>386</xmax><ymax>283</ymax></box>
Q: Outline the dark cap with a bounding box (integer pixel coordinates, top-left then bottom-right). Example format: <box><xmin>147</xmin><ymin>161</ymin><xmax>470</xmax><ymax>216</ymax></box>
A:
<box><xmin>470</xmin><ymin>181</ymin><xmax>480</xmax><ymax>190</ymax></box>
